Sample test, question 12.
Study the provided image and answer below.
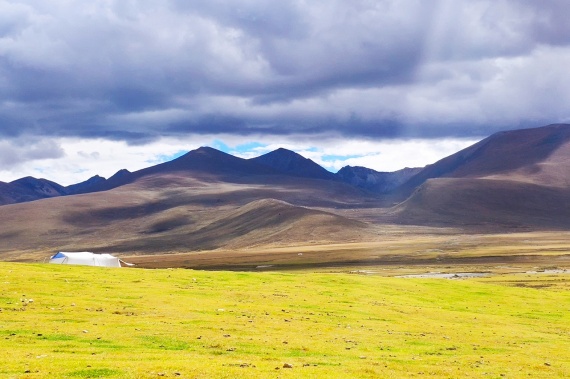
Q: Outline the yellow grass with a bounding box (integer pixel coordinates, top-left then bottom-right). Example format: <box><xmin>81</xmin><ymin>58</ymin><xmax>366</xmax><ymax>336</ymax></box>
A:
<box><xmin>125</xmin><ymin>231</ymin><xmax>570</xmax><ymax>272</ymax></box>
<box><xmin>1</xmin><ymin>263</ymin><xmax>569</xmax><ymax>378</ymax></box>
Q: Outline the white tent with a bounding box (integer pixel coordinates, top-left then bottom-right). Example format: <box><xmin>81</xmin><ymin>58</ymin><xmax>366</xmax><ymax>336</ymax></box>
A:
<box><xmin>48</xmin><ymin>252</ymin><xmax>132</xmax><ymax>267</ymax></box>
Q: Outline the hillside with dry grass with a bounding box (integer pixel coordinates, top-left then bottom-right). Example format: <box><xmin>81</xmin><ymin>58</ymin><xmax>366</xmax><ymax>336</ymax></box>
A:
<box><xmin>0</xmin><ymin>171</ymin><xmax>379</xmax><ymax>261</ymax></box>
<box><xmin>3</xmin><ymin>124</ymin><xmax>570</xmax><ymax>267</ymax></box>
<box><xmin>390</xmin><ymin>124</ymin><xmax>570</xmax><ymax>228</ymax></box>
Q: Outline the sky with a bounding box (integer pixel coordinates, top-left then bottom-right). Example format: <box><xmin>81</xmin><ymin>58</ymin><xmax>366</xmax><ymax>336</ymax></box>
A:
<box><xmin>1</xmin><ymin>0</ymin><xmax>570</xmax><ymax>185</ymax></box>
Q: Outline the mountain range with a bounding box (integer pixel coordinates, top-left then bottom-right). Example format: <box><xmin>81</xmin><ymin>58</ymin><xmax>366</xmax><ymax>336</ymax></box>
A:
<box><xmin>0</xmin><ymin>145</ymin><xmax>419</xmax><ymax>205</ymax></box>
<box><xmin>1</xmin><ymin>123</ymin><xmax>570</xmax><ymax>260</ymax></box>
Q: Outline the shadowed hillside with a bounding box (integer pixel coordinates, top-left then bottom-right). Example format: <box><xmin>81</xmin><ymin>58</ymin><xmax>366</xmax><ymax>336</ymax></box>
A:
<box><xmin>337</xmin><ymin>166</ymin><xmax>422</xmax><ymax>193</ymax></box>
<box><xmin>0</xmin><ymin>177</ymin><xmax>68</xmax><ymax>205</ymax></box>
<box><xmin>0</xmin><ymin>170</ymin><xmax>379</xmax><ymax>260</ymax></box>
<box><xmin>250</xmin><ymin>148</ymin><xmax>338</xmax><ymax>180</ymax></box>
<box><xmin>391</xmin><ymin>124</ymin><xmax>570</xmax><ymax>228</ymax></box>
<box><xmin>105</xmin><ymin>198</ymin><xmax>371</xmax><ymax>252</ymax></box>
<box><xmin>391</xmin><ymin>178</ymin><xmax>570</xmax><ymax>228</ymax></box>
<box><xmin>396</xmin><ymin>124</ymin><xmax>570</xmax><ymax>196</ymax></box>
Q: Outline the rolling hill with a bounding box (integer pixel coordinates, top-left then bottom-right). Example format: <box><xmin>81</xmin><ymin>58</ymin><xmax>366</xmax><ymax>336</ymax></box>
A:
<box><xmin>395</xmin><ymin>123</ymin><xmax>570</xmax><ymax>194</ymax></box>
<box><xmin>390</xmin><ymin>124</ymin><xmax>570</xmax><ymax>228</ymax></box>
<box><xmin>0</xmin><ymin>156</ymin><xmax>379</xmax><ymax>260</ymax></box>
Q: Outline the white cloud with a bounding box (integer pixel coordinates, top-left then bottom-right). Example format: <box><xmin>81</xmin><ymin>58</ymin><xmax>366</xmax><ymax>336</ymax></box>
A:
<box><xmin>228</xmin><ymin>136</ymin><xmax>478</xmax><ymax>172</ymax></box>
<box><xmin>0</xmin><ymin>135</ymin><xmax>479</xmax><ymax>185</ymax></box>
<box><xmin>0</xmin><ymin>137</ymin><xmax>202</xmax><ymax>185</ymax></box>
<box><xmin>316</xmin><ymin>138</ymin><xmax>479</xmax><ymax>172</ymax></box>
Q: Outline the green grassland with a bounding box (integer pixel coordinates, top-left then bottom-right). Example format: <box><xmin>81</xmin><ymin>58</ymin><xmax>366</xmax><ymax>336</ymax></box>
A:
<box><xmin>1</xmin><ymin>263</ymin><xmax>569</xmax><ymax>378</ymax></box>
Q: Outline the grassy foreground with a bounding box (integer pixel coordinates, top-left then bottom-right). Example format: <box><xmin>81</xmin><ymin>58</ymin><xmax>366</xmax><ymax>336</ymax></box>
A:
<box><xmin>0</xmin><ymin>263</ymin><xmax>569</xmax><ymax>378</ymax></box>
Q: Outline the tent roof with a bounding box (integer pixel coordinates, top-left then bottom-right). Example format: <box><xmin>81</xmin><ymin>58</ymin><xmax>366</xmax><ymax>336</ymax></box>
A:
<box><xmin>54</xmin><ymin>252</ymin><xmax>117</xmax><ymax>258</ymax></box>
<box><xmin>48</xmin><ymin>251</ymin><xmax>133</xmax><ymax>267</ymax></box>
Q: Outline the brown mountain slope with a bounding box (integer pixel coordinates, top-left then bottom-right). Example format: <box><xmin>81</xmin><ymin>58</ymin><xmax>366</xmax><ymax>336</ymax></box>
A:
<box><xmin>396</xmin><ymin>123</ymin><xmax>570</xmax><ymax>196</ymax></box>
<box><xmin>105</xmin><ymin>198</ymin><xmax>371</xmax><ymax>252</ymax></box>
<box><xmin>391</xmin><ymin>124</ymin><xmax>570</xmax><ymax>229</ymax></box>
<box><xmin>391</xmin><ymin>178</ymin><xmax>570</xmax><ymax>229</ymax></box>
<box><xmin>0</xmin><ymin>177</ymin><xmax>68</xmax><ymax>205</ymax></box>
<box><xmin>0</xmin><ymin>172</ymin><xmax>378</xmax><ymax>261</ymax></box>
<box><xmin>337</xmin><ymin>165</ymin><xmax>422</xmax><ymax>194</ymax></box>
<box><xmin>79</xmin><ymin>146</ymin><xmax>282</xmax><ymax>193</ymax></box>
<box><xmin>250</xmin><ymin>148</ymin><xmax>338</xmax><ymax>181</ymax></box>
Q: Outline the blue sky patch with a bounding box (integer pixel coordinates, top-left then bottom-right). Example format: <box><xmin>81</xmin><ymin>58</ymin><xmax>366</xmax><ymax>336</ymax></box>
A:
<box><xmin>147</xmin><ymin>150</ymin><xmax>188</xmax><ymax>165</ymax></box>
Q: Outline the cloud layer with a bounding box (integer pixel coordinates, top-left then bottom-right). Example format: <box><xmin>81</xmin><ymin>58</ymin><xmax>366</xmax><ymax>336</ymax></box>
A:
<box><xmin>0</xmin><ymin>134</ymin><xmax>477</xmax><ymax>185</ymax></box>
<box><xmin>1</xmin><ymin>0</ymin><xmax>569</xmax><ymax>143</ymax></box>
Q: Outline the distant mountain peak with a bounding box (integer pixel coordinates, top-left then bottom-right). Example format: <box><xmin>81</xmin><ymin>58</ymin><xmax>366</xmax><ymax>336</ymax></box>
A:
<box><xmin>393</xmin><ymin>123</ymin><xmax>570</xmax><ymax>198</ymax></box>
<box><xmin>10</xmin><ymin>176</ymin><xmax>63</xmax><ymax>188</ymax></box>
<box><xmin>193</xmin><ymin>146</ymin><xmax>221</xmax><ymax>154</ymax></box>
<box><xmin>273</xmin><ymin>147</ymin><xmax>296</xmax><ymax>154</ymax></box>
<box><xmin>336</xmin><ymin>165</ymin><xmax>422</xmax><ymax>194</ymax></box>
<box><xmin>174</xmin><ymin>146</ymin><xmax>238</xmax><ymax>163</ymax></box>
<box><xmin>11</xmin><ymin>176</ymin><xmax>43</xmax><ymax>184</ymax></box>
<box><xmin>104</xmin><ymin>169</ymin><xmax>133</xmax><ymax>187</ymax></box>
<box><xmin>4</xmin><ymin>176</ymin><xmax>68</xmax><ymax>202</ymax></box>
<box><xmin>110</xmin><ymin>168</ymin><xmax>131</xmax><ymax>178</ymax></box>
<box><xmin>250</xmin><ymin>148</ymin><xmax>337</xmax><ymax>180</ymax></box>
<box><xmin>66</xmin><ymin>175</ymin><xmax>107</xmax><ymax>195</ymax></box>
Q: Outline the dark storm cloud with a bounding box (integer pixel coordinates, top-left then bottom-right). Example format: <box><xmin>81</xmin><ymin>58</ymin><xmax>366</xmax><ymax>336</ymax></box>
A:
<box><xmin>0</xmin><ymin>137</ymin><xmax>64</xmax><ymax>169</ymax></box>
<box><xmin>0</xmin><ymin>0</ymin><xmax>570</xmax><ymax>144</ymax></box>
